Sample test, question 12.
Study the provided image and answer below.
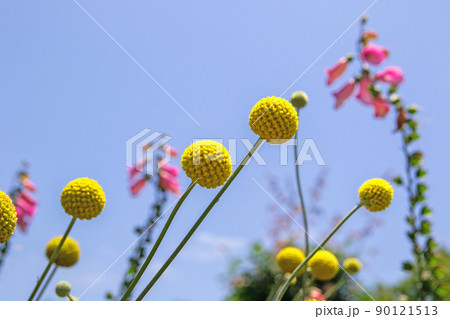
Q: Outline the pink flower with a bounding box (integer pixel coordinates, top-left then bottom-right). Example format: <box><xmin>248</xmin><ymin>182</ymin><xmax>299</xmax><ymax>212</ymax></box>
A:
<box><xmin>360</xmin><ymin>44</ymin><xmax>389</xmax><ymax>65</ymax></box>
<box><xmin>376</xmin><ymin>66</ymin><xmax>404</xmax><ymax>86</ymax></box>
<box><xmin>15</xmin><ymin>197</ymin><xmax>37</xmax><ymax>217</ymax></box>
<box><xmin>356</xmin><ymin>75</ymin><xmax>373</xmax><ymax>105</ymax></box>
<box><xmin>326</xmin><ymin>57</ymin><xmax>350</xmax><ymax>86</ymax></box>
<box><xmin>21</xmin><ymin>177</ymin><xmax>36</xmax><ymax>192</ymax></box>
<box><xmin>333</xmin><ymin>79</ymin><xmax>355</xmax><ymax>109</ymax></box>
<box><xmin>372</xmin><ymin>96</ymin><xmax>391</xmax><ymax>118</ymax></box>
<box><xmin>15</xmin><ymin>206</ymin><xmax>30</xmax><ymax>232</ymax></box>
<box><xmin>17</xmin><ymin>191</ymin><xmax>37</xmax><ymax>206</ymax></box>
<box><xmin>162</xmin><ymin>145</ymin><xmax>178</xmax><ymax>157</ymax></box>
<box><xmin>127</xmin><ymin>158</ymin><xmax>147</xmax><ymax>180</ymax></box>
<box><xmin>130</xmin><ymin>176</ymin><xmax>148</xmax><ymax>196</ymax></box>
<box><xmin>159</xmin><ymin>163</ymin><xmax>180</xmax><ymax>196</ymax></box>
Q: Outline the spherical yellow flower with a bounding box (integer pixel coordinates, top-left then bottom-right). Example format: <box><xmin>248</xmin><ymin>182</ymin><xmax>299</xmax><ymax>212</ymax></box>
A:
<box><xmin>55</xmin><ymin>281</ymin><xmax>72</xmax><ymax>297</ymax></box>
<box><xmin>358</xmin><ymin>178</ymin><xmax>393</xmax><ymax>212</ymax></box>
<box><xmin>61</xmin><ymin>178</ymin><xmax>106</xmax><ymax>220</ymax></box>
<box><xmin>343</xmin><ymin>257</ymin><xmax>362</xmax><ymax>275</ymax></box>
<box><xmin>291</xmin><ymin>91</ymin><xmax>309</xmax><ymax>109</ymax></box>
<box><xmin>276</xmin><ymin>247</ymin><xmax>306</xmax><ymax>276</ymax></box>
<box><xmin>249</xmin><ymin>96</ymin><xmax>299</xmax><ymax>144</ymax></box>
<box><xmin>0</xmin><ymin>191</ymin><xmax>17</xmax><ymax>244</ymax></box>
<box><xmin>46</xmin><ymin>236</ymin><xmax>80</xmax><ymax>267</ymax></box>
<box><xmin>307</xmin><ymin>250</ymin><xmax>339</xmax><ymax>281</ymax></box>
<box><xmin>181</xmin><ymin>140</ymin><xmax>233</xmax><ymax>189</ymax></box>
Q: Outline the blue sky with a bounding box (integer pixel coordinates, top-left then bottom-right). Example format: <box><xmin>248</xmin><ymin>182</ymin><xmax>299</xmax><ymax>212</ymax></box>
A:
<box><xmin>1</xmin><ymin>1</ymin><xmax>449</xmax><ymax>300</ymax></box>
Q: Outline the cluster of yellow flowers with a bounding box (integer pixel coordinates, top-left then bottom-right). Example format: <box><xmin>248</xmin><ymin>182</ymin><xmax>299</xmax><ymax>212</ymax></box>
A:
<box><xmin>0</xmin><ymin>191</ymin><xmax>17</xmax><ymax>244</ymax></box>
<box><xmin>46</xmin><ymin>236</ymin><xmax>80</xmax><ymax>267</ymax></box>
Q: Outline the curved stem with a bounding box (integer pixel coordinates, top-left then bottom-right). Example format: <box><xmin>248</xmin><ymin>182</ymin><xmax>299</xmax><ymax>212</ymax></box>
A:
<box><xmin>323</xmin><ymin>276</ymin><xmax>347</xmax><ymax>299</ymax></box>
<box><xmin>28</xmin><ymin>216</ymin><xmax>77</xmax><ymax>301</ymax></box>
<box><xmin>136</xmin><ymin>138</ymin><xmax>264</xmax><ymax>300</ymax></box>
<box><xmin>294</xmin><ymin>126</ymin><xmax>309</xmax><ymax>300</ymax></box>
<box><xmin>120</xmin><ymin>181</ymin><xmax>197</xmax><ymax>300</ymax></box>
<box><xmin>36</xmin><ymin>265</ymin><xmax>58</xmax><ymax>301</ymax></box>
<box><xmin>274</xmin><ymin>203</ymin><xmax>363</xmax><ymax>301</ymax></box>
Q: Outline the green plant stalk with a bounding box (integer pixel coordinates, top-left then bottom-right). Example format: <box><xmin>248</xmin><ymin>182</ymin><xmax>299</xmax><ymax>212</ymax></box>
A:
<box><xmin>136</xmin><ymin>138</ymin><xmax>264</xmax><ymax>300</ymax></box>
<box><xmin>323</xmin><ymin>276</ymin><xmax>347</xmax><ymax>299</ymax></box>
<box><xmin>120</xmin><ymin>181</ymin><xmax>197</xmax><ymax>300</ymax></box>
<box><xmin>294</xmin><ymin>128</ymin><xmax>310</xmax><ymax>300</ymax></box>
<box><xmin>274</xmin><ymin>203</ymin><xmax>364</xmax><ymax>301</ymax></box>
<box><xmin>36</xmin><ymin>265</ymin><xmax>58</xmax><ymax>301</ymax></box>
<box><xmin>28</xmin><ymin>216</ymin><xmax>77</xmax><ymax>301</ymax></box>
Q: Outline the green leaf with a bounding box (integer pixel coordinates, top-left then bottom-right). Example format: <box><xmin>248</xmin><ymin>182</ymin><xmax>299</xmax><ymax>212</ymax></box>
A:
<box><xmin>407</xmin><ymin>119</ymin><xmax>418</xmax><ymax>131</ymax></box>
<box><xmin>393</xmin><ymin>176</ymin><xmax>403</xmax><ymax>185</ymax></box>
<box><xmin>421</xmin><ymin>206</ymin><xmax>432</xmax><ymax>216</ymax></box>
<box><xmin>402</xmin><ymin>262</ymin><xmax>414</xmax><ymax>271</ymax></box>
<box><xmin>436</xmin><ymin>287</ymin><xmax>449</xmax><ymax>297</ymax></box>
<box><xmin>427</xmin><ymin>238</ymin><xmax>438</xmax><ymax>250</ymax></box>
<box><xmin>417</xmin><ymin>183</ymin><xmax>427</xmax><ymax>194</ymax></box>
<box><xmin>420</xmin><ymin>221</ymin><xmax>431</xmax><ymax>235</ymax></box>
<box><xmin>407</xmin><ymin>106</ymin><xmax>418</xmax><ymax>114</ymax></box>
<box><xmin>416</xmin><ymin>168</ymin><xmax>427</xmax><ymax>178</ymax></box>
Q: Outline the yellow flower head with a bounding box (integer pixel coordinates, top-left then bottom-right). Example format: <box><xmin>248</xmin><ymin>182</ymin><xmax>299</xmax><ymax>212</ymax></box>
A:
<box><xmin>249</xmin><ymin>96</ymin><xmax>299</xmax><ymax>144</ymax></box>
<box><xmin>181</xmin><ymin>140</ymin><xmax>233</xmax><ymax>189</ymax></box>
<box><xmin>307</xmin><ymin>250</ymin><xmax>339</xmax><ymax>281</ymax></box>
<box><xmin>276</xmin><ymin>247</ymin><xmax>306</xmax><ymax>276</ymax></box>
<box><xmin>0</xmin><ymin>191</ymin><xmax>17</xmax><ymax>244</ymax></box>
<box><xmin>290</xmin><ymin>91</ymin><xmax>309</xmax><ymax>109</ymax></box>
<box><xmin>343</xmin><ymin>257</ymin><xmax>362</xmax><ymax>275</ymax></box>
<box><xmin>46</xmin><ymin>236</ymin><xmax>80</xmax><ymax>267</ymax></box>
<box><xmin>55</xmin><ymin>281</ymin><xmax>72</xmax><ymax>297</ymax></box>
<box><xmin>358</xmin><ymin>178</ymin><xmax>393</xmax><ymax>212</ymax></box>
<box><xmin>61</xmin><ymin>178</ymin><xmax>106</xmax><ymax>220</ymax></box>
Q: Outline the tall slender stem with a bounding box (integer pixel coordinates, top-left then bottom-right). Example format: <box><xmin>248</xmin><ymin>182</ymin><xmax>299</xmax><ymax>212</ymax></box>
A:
<box><xmin>28</xmin><ymin>216</ymin><xmax>77</xmax><ymax>301</ymax></box>
<box><xmin>274</xmin><ymin>203</ymin><xmax>363</xmax><ymax>301</ymax></box>
<box><xmin>36</xmin><ymin>265</ymin><xmax>58</xmax><ymax>301</ymax></box>
<box><xmin>136</xmin><ymin>138</ymin><xmax>264</xmax><ymax>300</ymax></box>
<box><xmin>120</xmin><ymin>181</ymin><xmax>197</xmax><ymax>300</ymax></box>
<box><xmin>294</xmin><ymin>125</ymin><xmax>310</xmax><ymax>300</ymax></box>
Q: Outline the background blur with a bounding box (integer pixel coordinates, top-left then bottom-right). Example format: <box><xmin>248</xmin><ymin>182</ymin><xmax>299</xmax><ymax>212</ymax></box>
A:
<box><xmin>1</xmin><ymin>0</ymin><xmax>449</xmax><ymax>300</ymax></box>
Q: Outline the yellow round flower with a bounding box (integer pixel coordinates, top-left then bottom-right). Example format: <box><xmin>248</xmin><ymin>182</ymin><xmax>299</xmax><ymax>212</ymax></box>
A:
<box><xmin>307</xmin><ymin>250</ymin><xmax>339</xmax><ymax>281</ymax></box>
<box><xmin>249</xmin><ymin>96</ymin><xmax>299</xmax><ymax>144</ymax></box>
<box><xmin>46</xmin><ymin>236</ymin><xmax>80</xmax><ymax>267</ymax></box>
<box><xmin>61</xmin><ymin>178</ymin><xmax>106</xmax><ymax>220</ymax></box>
<box><xmin>291</xmin><ymin>91</ymin><xmax>309</xmax><ymax>109</ymax></box>
<box><xmin>343</xmin><ymin>257</ymin><xmax>362</xmax><ymax>275</ymax></box>
<box><xmin>358</xmin><ymin>178</ymin><xmax>393</xmax><ymax>212</ymax></box>
<box><xmin>276</xmin><ymin>247</ymin><xmax>306</xmax><ymax>276</ymax></box>
<box><xmin>0</xmin><ymin>191</ymin><xmax>17</xmax><ymax>244</ymax></box>
<box><xmin>181</xmin><ymin>140</ymin><xmax>233</xmax><ymax>189</ymax></box>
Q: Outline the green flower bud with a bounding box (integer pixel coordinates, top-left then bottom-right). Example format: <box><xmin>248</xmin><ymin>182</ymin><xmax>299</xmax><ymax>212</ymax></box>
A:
<box><xmin>55</xmin><ymin>281</ymin><xmax>72</xmax><ymax>298</ymax></box>
<box><xmin>290</xmin><ymin>91</ymin><xmax>309</xmax><ymax>109</ymax></box>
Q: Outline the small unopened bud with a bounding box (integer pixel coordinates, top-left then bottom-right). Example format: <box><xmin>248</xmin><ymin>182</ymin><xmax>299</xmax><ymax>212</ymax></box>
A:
<box><xmin>55</xmin><ymin>281</ymin><xmax>72</xmax><ymax>298</ymax></box>
<box><xmin>290</xmin><ymin>91</ymin><xmax>309</xmax><ymax>109</ymax></box>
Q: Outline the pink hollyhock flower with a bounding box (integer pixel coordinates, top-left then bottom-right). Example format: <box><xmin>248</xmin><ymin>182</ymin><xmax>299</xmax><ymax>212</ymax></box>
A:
<box><xmin>15</xmin><ymin>206</ymin><xmax>30</xmax><ymax>232</ymax></box>
<box><xmin>127</xmin><ymin>158</ymin><xmax>147</xmax><ymax>180</ymax></box>
<box><xmin>162</xmin><ymin>145</ymin><xmax>178</xmax><ymax>157</ymax></box>
<box><xmin>326</xmin><ymin>57</ymin><xmax>350</xmax><ymax>86</ymax></box>
<box><xmin>356</xmin><ymin>75</ymin><xmax>373</xmax><ymax>105</ymax></box>
<box><xmin>21</xmin><ymin>177</ymin><xmax>36</xmax><ymax>192</ymax></box>
<box><xmin>372</xmin><ymin>96</ymin><xmax>391</xmax><ymax>118</ymax></box>
<box><xmin>333</xmin><ymin>79</ymin><xmax>355</xmax><ymax>109</ymax></box>
<box><xmin>159</xmin><ymin>163</ymin><xmax>180</xmax><ymax>195</ymax></box>
<box><xmin>130</xmin><ymin>176</ymin><xmax>149</xmax><ymax>196</ymax></box>
<box><xmin>376</xmin><ymin>66</ymin><xmax>404</xmax><ymax>86</ymax></box>
<box><xmin>360</xmin><ymin>44</ymin><xmax>389</xmax><ymax>65</ymax></box>
<box><xmin>17</xmin><ymin>191</ymin><xmax>37</xmax><ymax>206</ymax></box>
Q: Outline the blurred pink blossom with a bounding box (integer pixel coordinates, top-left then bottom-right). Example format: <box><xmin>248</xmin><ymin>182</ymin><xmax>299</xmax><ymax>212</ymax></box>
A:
<box><xmin>21</xmin><ymin>177</ymin><xmax>36</xmax><ymax>192</ymax></box>
<box><xmin>356</xmin><ymin>75</ymin><xmax>373</xmax><ymax>105</ymax></box>
<box><xmin>372</xmin><ymin>96</ymin><xmax>391</xmax><ymax>118</ymax></box>
<box><xmin>333</xmin><ymin>79</ymin><xmax>355</xmax><ymax>109</ymax></box>
<box><xmin>376</xmin><ymin>66</ymin><xmax>404</xmax><ymax>86</ymax></box>
<box><xmin>159</xmin><ymin>163</ymin><xmax>180</xmax><ymax>195</ymax></box>
<box><xmin>162</xmin><ymin>145</ymin><xmax>178</xmax><ymax>157</ymax></box>
<box><xmin>326</xmin><ymin>57</ymin><xmax>350</xmax><ymax>86</ymax></box>
<box><xmin>127</xmin><ymin>158</ymin><xmax>147</xmax><ymax>180</ymax></box>
<box><xmin>360</xmin><ymin>44</ymin><xmax>389</xmax><ymax>65</ymax></box>
<box><xmin>130</xmin><ymin>176</ymin><xmax>149</xmax><ymax>196</ymax></box>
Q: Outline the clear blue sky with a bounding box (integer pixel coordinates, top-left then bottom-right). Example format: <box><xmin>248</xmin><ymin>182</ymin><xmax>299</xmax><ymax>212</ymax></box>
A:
<box><xmin>1</xmin><ymin>1</ymin><xmax>449</xmax><ymax>300</ymax></box>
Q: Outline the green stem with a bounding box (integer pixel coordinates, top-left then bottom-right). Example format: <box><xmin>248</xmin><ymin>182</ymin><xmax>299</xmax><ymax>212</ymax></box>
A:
<box><xmin>28</xmin><ymin>216</ymin><xmax>77</xmax><ymax>301</ymax></box>
<box><xmin>294</xmin><ymin>127</ymin><xmax>309</xmax><ymax>300</ymax></box>
<box><xmin>274</xmin><ymin>203</ymin><xmax>363</xmax><ymax>301</ymax></box>
<box><xmin>135</xmin><ymin>138</ymin><xmax>264</xmax><ymax>300</ymax></box>
<box><xmin>120</xmin><ymin>181</ymin><xmax>197</xmax><ymax>301</ymax></box>
<box><xmin>36</xmin><ymin>265</ymin><xmax>59</xmax><ymax>301</ymax></box>
<box><xmin>323</xmin><ymin>276</ymin><xmax>347</xmax><ymax>299</ymax></box>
